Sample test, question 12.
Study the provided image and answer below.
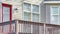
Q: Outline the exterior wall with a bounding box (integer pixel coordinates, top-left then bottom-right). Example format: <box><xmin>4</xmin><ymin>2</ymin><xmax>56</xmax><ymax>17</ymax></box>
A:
<box><xmin>46</xmin><ymin>4</ymin><xmax>50</xmax><ymax>23</ymax></box>
<box><xmin>40</xmin><ymin>3</ymin><xmax>46</xmax><ymax>23</ymax></box>
<box><xmin>23</xmin><ymin>0</ymin><xmax>43</xmax><ymax>5</ymax></box>
<box><xmin>1</xmin><ymin>0</ymin><xmax>45</xmax><ymax>23</ymax></box>
<box><xmin>46</xmin><ymin>4</ymin><xmax>60</xmax><ymax>24</ymax></box>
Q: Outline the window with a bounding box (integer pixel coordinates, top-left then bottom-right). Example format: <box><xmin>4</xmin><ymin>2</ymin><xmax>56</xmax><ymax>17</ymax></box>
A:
<box><xmin>51</xmin><ymin>15</ymin><xmax>58</xmax><ymax>24</ymax></box>
<box><xmin>23</xmin><ymin>3</ymin><xmax>31</xmax><ymax>11</ymax></box>
<box><xmin>51</xmin><ymin>6</ymin><xmax>59</xmax><ymax>24</ymax></box>
<box><xmin>24</xmin><ymin>12</ymin><xmax>31</xmax><ymax>21</ymax></box>
<box><xmin>23</xmin><ymin>3</ymin><xmax>40</xmax><ymax>22</ymax></box>
<box><xmin>51</xmin><ymin>7</ymin><xmax>59</xmax><ymax>15</ymax></box>
<box><xmin>32</xmin><ymin>13</ymin><xmax>39</xmax><ymax>22</ymax></box>
<box><xmin>32</xmin><ymin>5</ymin><xmax>39</xmax><ymax>13</ymax></box>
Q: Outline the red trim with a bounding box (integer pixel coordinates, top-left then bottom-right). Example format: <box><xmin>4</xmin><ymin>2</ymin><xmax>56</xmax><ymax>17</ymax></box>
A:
<box><xmin>2</xmin><ymin>3</ymin><xmax>12</xmax><ymax>33</ymax></box>
<box><xmin>10</xmin><ymin>4</ymin><xmax>12</xmax><ymax>33</ymax></box>
<box><xmin>2</xmin><ymin>3</ymin><xmax>12</xmax><ymax>22</ymax></box>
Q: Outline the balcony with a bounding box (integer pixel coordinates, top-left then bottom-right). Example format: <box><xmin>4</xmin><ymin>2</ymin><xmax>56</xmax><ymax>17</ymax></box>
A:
<box><xmin>0</xmin><ymin>20</ymin><xmax>60</xmax><ymax>34</ymax></box>
<box><xmin>44</xmin><ymin>0</ymin><xmax>60</xmax><ymax>4</ymax></box>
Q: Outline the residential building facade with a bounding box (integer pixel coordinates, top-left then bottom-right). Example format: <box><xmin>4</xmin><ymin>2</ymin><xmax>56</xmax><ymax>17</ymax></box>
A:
<box><xmin>0</xmin><ymin>0</ymin><xmax>60</xmax><ymax>34</ymax></box>
<box><xmin>0</xmin><ymin>0</ymin><xmax>43</xmax><ymax>22</ymax></box>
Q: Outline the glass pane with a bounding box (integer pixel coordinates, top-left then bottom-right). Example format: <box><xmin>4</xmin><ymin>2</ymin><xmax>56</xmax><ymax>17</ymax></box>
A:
<box><xmin>24</xmin><ymin>12</ymin><xmax>31</xmax><ymax>21</ymax></box>
<box><xmin>23</xmin><ymin>3</ymin><xmax>31</xmax><ymax>11</ymax></box>
<box><xmin>32</xmin><ymin>13</ymin><xmax>39</xmax><ymax>22</ymax></box>
<box><xmin>32</xmin><ymin>5</ymin><xmax>39</xmax><ymax>13</ymax></box>
<box><xmin>51</xmin><ymin>15</ymin><xmax>58</xmax><ymax>24</ymax></box>
<box><xmin>51</xmin><ymin>7</ymin><xmax>59</xmax><ymax>14</ymax></box>
<box><xmin>3</xmin><ymin>7</ymin><xmax>10</xmax><ymax>22</ymax></box>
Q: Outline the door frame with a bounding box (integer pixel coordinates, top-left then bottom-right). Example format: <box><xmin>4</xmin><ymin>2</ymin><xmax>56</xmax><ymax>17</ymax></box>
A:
<box><xmin>2</xmin><ymin>3</ymin><xmax>12</xmax><ymax>22</ymax></box>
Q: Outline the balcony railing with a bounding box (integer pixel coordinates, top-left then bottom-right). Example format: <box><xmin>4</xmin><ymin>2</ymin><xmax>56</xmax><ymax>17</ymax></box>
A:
<box><xmin>18</xmin><ymin>20</ymin><xmax>60</xmax><ymax>34</ymax></box>
<box><xmin>0</xmin><ymin>20</ymin><xmax>60</xmax><ymax>34</ymax></box>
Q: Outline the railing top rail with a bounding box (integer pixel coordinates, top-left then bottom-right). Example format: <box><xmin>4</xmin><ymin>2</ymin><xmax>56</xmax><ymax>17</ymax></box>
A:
<box><xmin>0</xmin><ymin>20</ymin><xmax>60</xmax><ymax>28</ymax></box>
<box><xmin>18</xmin><ymin>20</ymin><xmax>60</xmax><ymax>27</ymax></box>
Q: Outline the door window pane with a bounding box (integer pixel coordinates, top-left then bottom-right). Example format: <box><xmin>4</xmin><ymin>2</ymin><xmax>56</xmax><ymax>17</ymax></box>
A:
<box><xmin>23</xmin><ymin>3</ymin><xmax>31</xmax><ymax>11</ymax></box>
<box><xmin>32</xmin><ymin>5</ymin><xmax>39</xmax><ymax>13</ymax></box>
<box><xmin>24</xmin><ymin>12</ymin><xmax>31</xmax><ymax>21</ymax></box>
<box><xmin>32</xmin><ymin>13</ymin><xmax>39</xmax><ymax>22</ymax></box>
<box><xmin>51</xmin><ymin>7</ymin><xmax>59</xmax><ymax>15</ymax></box>
<box><xmin>3</xmin><ymin>7</ymin><xmax>10</xmax><ymax>22</ymax></box>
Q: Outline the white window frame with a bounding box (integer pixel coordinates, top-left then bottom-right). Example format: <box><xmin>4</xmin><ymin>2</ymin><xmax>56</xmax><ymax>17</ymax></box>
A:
<box><xmin>23</xmin><ymin>2</ymin><xmax>41</xmax><ymax>22</ymax></box>
<box><xmin>50</xmin><ymin>6</ymin><xmax>60</xmax><ymax>25</ymax></box>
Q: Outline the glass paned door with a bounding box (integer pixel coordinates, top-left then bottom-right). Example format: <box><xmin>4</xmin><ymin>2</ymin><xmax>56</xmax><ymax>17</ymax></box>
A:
<box><xmin>2</xmin><ymin>4</ymin><xmax>12</xmax><ymax>22</ymax></box>
<box><xmin>3</xmin><ymin>7</ymin><xmax>10</xmax><ymax>22</ymax></box>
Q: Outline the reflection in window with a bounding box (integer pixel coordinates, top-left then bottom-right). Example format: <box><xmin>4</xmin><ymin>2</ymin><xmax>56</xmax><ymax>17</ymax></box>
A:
<box><xmin>51</xmin><ymin>15</ymin><xmax>58</xmax><ymax>24</ymax></box>
<box><xmin>24</xmin><ymin>12</ymin><xmax>31</xmax><ymax>21</ymax></box>
<box><xmin>32</xmin><ymin>5</ymin><xmax>39</xmax><ymax>13</ymax></box>
<box><xmin>51</xmin><ymin>7</ymin><xmax>59</xmax><ymax>15</ymax></box>
<box><xmin>32</xmin><ymin>13</ymin><xmax>39</xmax><ymax>22</ymax></box>
<box><xmin>23</xmin><ymin>3</ymin><xmax>31</xmax><ymax>11</ymax></box>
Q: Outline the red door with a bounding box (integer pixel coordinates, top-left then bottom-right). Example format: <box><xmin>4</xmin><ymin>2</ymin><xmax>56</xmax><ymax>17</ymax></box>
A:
<box><xmin>2</xmin><ymin>3</ymin><xmax>12</xmax><ymax>34</ymax></box>
<box><xmin>2</xmin><ymin>3</ymin><xmax>12</xmax><ymax>22</ymax></box>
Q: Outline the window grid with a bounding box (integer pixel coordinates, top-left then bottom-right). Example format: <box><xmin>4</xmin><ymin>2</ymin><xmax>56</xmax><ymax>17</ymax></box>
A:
<box><xmin>23</xmin><ymin>3</ymin><xmax>40</xmax><ymax>22</ymax></box>
<box><xmin>50</xmin><ymin>6</ymin><xmax>59</xmax><ymax>25</ymax></box>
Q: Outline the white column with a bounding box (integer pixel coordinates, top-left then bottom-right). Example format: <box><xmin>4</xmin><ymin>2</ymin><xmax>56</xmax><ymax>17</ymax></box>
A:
<box><xmin>16</xmin><ymin>20</ymin><xmax>19</xmax><ymax>34</ymax></box>
<box><xmin>44</xmin><ymin>23</ymin><xmax>46</xmax><ymax>34</ymax></box>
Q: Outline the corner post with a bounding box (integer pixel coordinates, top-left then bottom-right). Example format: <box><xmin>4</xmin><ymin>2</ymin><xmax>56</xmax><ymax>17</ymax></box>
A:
<box><xmin>44</xmin><ymin>23</ymin><xmax>46</xmax><ymax>34</ymax></box>
<box><xmin>16</xmin><ymin>20</ymin><xmax>19</xmax><ymax>34</ymax></box>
